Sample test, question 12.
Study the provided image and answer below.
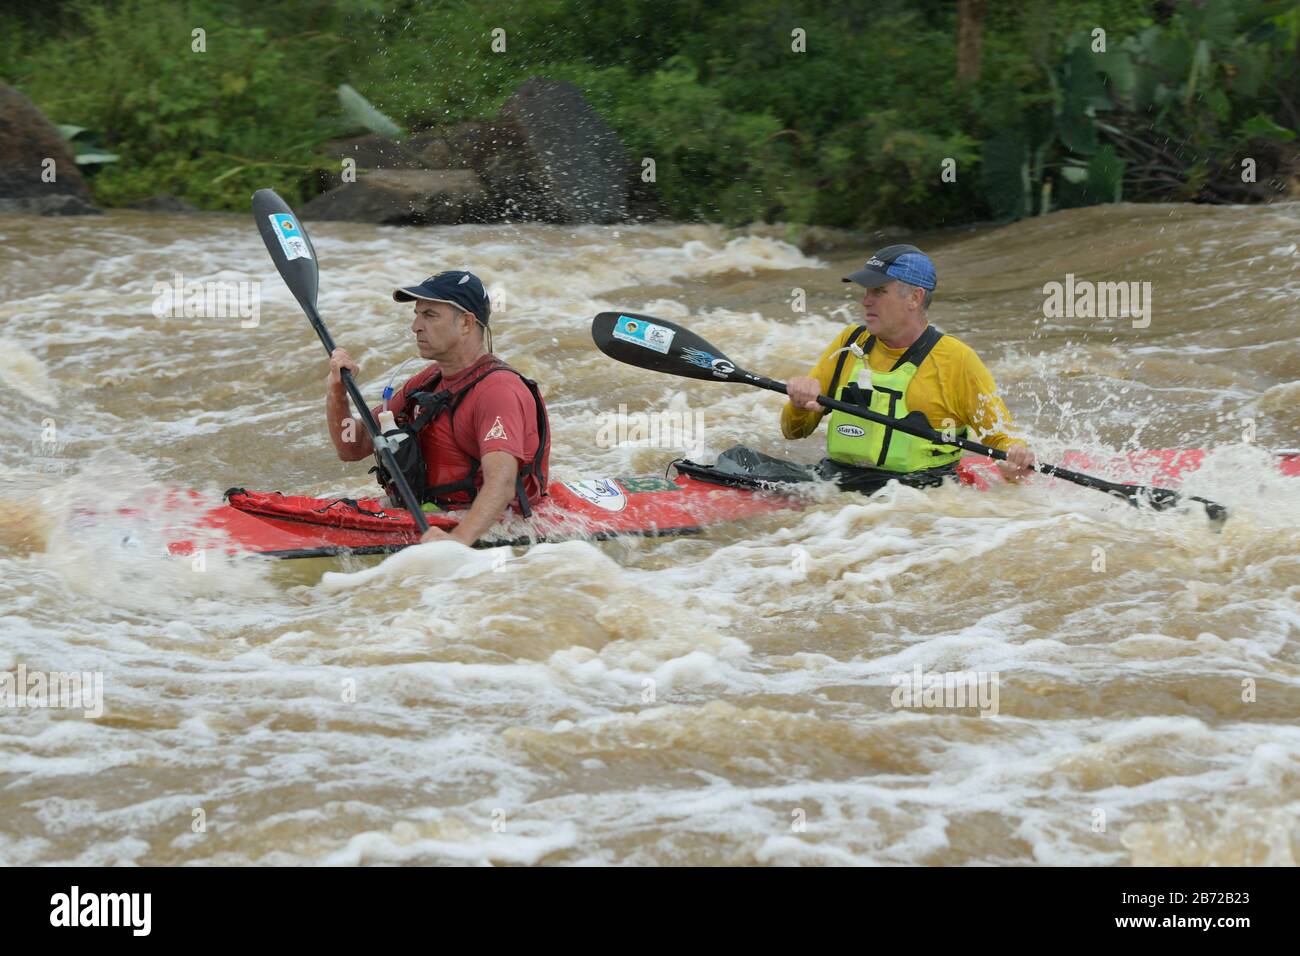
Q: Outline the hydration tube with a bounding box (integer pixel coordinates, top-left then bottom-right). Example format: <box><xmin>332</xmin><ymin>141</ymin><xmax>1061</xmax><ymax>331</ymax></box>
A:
<box><xmin>382</xmin><ymin>358</ymin><xmax>420</xmax><ymax>412</ymax></box>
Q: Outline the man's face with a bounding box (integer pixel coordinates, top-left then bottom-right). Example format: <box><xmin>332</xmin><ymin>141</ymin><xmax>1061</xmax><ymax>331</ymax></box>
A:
<box><xmin>411</xmin><ymin>300</ymin><xmax>471</xmax><ymax>358</ymax></box>
<box><xmin>860</xmin><ymin>280</ymin><xmax>919</xmax><ymax>338</ymax></box>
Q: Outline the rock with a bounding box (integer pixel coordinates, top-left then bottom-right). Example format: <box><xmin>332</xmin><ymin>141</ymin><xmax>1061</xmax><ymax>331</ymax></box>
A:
<box><xmin>736</xmin><ymin>223</ymin><xmax>907</xmax><ymax>255</ymax></box>
<box><xmin>318</xmin><ymin>133</ymin><xmax>470</xmax><ymax>192</ymax></box>
<box><xmin>442</xmin><ymin>122</ymin><xmax>522</xmax><ymax>169</ymax></box>
<box><xmin>405</xmin><ymin>120</ymin><xmax>555</xmax><ymax>221</ymax></box>
<box><xmin>323</xmin><ymin>133</ymin><xmax>426</xmax><ymax>171</ymax></box>
<box><xmin>0</xmin><ymin>194</ymin><xmax>102</xmax><ymax>216</ymax></box>
<box><xmin>0</xmin><ymin>83</ymin><xmax>100</xmax><ymax>213</ymax></box>
<box><xmin>498</xmin><ymin>78</ymin><xmax>630</xmax><ymax>223</ymax></box>
<box><xmin>435</xmin><ymin>121</ymin><xmax>544</xmax><ymax>219</ymax></box>
<box><xmin>415</xmin><ymin>136</ymin><xmax>454</xmax><ymax>169</ymax></box>
<box><xmin>300</xmin><ymin>169</ymin><xmax>488</xmax><ymax>225</ymax></box>
<box><xmin>307</xmin><ymin>82</ymin><xmax>635</xmax><ymax>224</ymax></box>
<box><xmin>125</xmin><ymin>193</ymin><xmax>198</xmax><ymax>213</ymax></box>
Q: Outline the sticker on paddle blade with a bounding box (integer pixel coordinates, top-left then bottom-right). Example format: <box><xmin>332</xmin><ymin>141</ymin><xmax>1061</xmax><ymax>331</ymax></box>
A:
<box><xmin>612</xmin><ymin>316</ymin><xmax>675</xmax><ymax>354</ymax></box>
<box><xmin>563</xmin><ymin>478</ymin><xmax>628</xmax><ymax>512</ymax></box>
<box><xmin>268</xmin><ymin>213</ymin><xmax>312</xmax><ymax>261</ymax></box>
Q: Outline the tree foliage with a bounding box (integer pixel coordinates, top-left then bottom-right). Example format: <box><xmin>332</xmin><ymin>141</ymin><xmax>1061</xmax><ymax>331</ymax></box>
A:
<box><xmin>0</xmin><ymin>0</ymin><xmax>1294</xmax><ymax>223</ymax></box>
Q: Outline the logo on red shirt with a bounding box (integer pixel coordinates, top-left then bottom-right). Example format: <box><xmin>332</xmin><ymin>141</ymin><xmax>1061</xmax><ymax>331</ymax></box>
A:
<box><xmin>483</xmin><ymin>416</ymin><xmax>508</xmax><ymax>441</ymax></box>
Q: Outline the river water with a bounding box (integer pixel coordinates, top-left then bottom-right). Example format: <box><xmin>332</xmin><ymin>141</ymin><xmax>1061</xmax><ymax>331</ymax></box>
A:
<box><xmin>1</xmin><ymin>202</ymin><xmax>1297</xmax><ymax>865</ymax></box>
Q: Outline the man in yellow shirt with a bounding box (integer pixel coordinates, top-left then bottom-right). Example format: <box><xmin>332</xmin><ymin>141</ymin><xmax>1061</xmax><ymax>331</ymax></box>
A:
<box><xmin>784</xmin><ymin>244</ymin><xmax>1035</xmax><ymax>489</ymax></box>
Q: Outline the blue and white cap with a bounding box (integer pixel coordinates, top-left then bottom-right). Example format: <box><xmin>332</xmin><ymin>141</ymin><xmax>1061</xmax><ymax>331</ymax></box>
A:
<box><xmin>843</xmin><ymin>244</ymin><xmax>937</xmax><ymax>291</ymax></box>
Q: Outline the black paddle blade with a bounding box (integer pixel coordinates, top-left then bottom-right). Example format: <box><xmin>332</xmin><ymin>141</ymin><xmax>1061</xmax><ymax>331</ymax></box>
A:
<box><xmin>1143</xmin><ymin>487</ymin><xmax>1228</xmax><ymax>523</ymax></box>
<box><xmin>252</xmin><ymin>188</ymin><xmax>319</xmax><ymax>314</ymax></box>
<box><xmin>591</xmin><ymin>311</ymin><xmax>747</xmax><ymax>382</ymax></box>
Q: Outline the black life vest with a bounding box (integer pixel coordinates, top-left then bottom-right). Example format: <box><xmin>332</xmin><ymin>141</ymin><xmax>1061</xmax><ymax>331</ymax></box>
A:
<box><xmin>371</xmin><ymin>360</ymin><xmax>549</xmax><ymax>518</ymax></box>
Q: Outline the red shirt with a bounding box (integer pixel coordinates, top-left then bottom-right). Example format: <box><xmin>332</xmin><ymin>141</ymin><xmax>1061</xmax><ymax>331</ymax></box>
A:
<box><xmin>372</xmin><ymin>354</ymin><xmax>550</xmax><ymax>510</ymax></box>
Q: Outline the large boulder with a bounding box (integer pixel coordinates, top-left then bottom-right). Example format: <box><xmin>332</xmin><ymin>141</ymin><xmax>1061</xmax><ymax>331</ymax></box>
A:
<box><xmin>438</xmin><ymin>120</ymin><xmax>550</xmax><ymax>220</ymax></box>
<box><xmin>303</xmin><ymin>81</ymin><xmax>642</xmax><ymax>224</ymax></box>
<box><xmin>300</xmin><ymin>169</ymin><xmax>488</xmax><ymax>225</ymax></box>
<box><xmin>321</xmin><ymin>132</ymin><xmax>464</xmax><ymax>174</ymax></box>
<box><xmin>497</xmin><ymin>78</ymin><xmax>631</xmax><ymax>223</ymax></box>
<box><xmin>0</xmin><ymin>83</ymin><xmax>100</xmax><ymax>214</ymax></box>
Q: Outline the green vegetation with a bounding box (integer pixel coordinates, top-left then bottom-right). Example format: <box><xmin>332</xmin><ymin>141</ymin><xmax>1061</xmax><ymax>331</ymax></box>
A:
<box><xmin>1</xmin><ymin>0</ymin><xmax>1295</xmax><ymax>226</ymax></box>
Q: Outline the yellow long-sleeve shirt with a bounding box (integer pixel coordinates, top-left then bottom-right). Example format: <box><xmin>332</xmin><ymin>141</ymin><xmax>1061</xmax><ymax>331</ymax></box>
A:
<box><xmin>780</xmin><ymin>324</ymin><xmax>1025</xmax><ymax>453</ymax></box>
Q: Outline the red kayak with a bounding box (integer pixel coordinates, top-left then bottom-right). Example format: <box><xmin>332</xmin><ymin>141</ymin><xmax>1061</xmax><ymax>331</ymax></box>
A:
<box><xmin>175</xmin><ymin>472</ymin><xmax>797</xmax><ymax>558</ymax></box>
<box><xmin>155</xmin><ymin>450</ymin><xmax>1295</xmax><ymax>559</ymax></box>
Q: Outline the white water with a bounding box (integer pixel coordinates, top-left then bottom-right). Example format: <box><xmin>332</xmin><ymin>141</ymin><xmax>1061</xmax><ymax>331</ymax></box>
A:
<box><xmin>1</xmin><ymin>202</ymin><xmax>1298</xmax><ymax>864</ymax></box>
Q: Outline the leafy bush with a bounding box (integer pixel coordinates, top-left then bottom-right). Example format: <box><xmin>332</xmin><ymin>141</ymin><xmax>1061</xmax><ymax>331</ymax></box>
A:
<box><xmin>1</xmin><ymin>0</ymin><xmax>1293</xmax><ymax>223</ymax></box>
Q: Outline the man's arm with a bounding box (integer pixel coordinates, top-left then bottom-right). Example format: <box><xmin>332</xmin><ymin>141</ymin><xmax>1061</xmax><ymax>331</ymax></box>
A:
<box><xmin>326</xmin><ymin>347</ymin><xmax>374</xmax><ymax>461</ymax></box>
<box><xmin>956</xmin><ymin>348</ymin><xmax>1035</xmax><ymax>479</ymax></box>
<box><xmin>781</xmin><ymin>325</ymin><xmax>856</xmax><ymax>439</ymax></box>
<box><xmin>423</xmin><ymin>451</ymin><xmax>518</xmax><ymax>546</ymax></box>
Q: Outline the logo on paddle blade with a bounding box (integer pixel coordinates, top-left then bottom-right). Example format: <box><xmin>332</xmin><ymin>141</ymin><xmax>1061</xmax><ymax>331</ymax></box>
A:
<box><xmin>681</xmin><ymin>348</ymin><xmax>734</xmax><ymax>378</ymax></box>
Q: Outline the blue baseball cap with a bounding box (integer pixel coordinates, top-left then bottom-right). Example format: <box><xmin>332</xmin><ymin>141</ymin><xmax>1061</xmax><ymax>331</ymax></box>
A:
<box><xmin>843</xmin><ymin>244</ymin><xmax>937</xmax><ymax>291</ymax></box>
<box><xmin>393</xmin><ymin>270</ymin><xmax>491</xmax><ymax>324</ymax></box>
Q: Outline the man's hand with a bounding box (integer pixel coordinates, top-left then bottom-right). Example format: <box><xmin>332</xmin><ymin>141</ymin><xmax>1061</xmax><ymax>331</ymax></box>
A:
<box><xmin>418</xmin><ymin>452</ymin><xmax>519</xmax><ymax>547</ymax></box>
<box><xmin>420</xmin><ymin>525</ymin><xmax>456</xmax><ymax>544</ymax></box>
<box><xmin>786</xmin><ymin>376</ymin><xmax>824</xmax><ymax>412</ymax></box>
<box><xmin>997</xmin><ymin>444</ymin><xmax>1036</xmax><ymax>482</ymax></box>
<box><xmin>420</xmin><ymin>523</ymin><xmax>479</xmax><ymax>547</ymax></box>
<box><xmin>327</xmin><ymin>347</ymin><xmax>360</xmax><ymax>391</ymax></box>
<box><xmin>326</xmin><ymin>346</ymin><xmax>371</xmax><ymax>460</ymax></box>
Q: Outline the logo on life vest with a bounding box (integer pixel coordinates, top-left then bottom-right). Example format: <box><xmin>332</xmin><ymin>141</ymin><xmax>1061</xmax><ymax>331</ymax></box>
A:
<box><xmin>563</xmin><ymin>478</ymin><xmax>628</xmax><ymax>512</ymax></box>
<box><xmin>484</xmin><ymin>416</ymin><xmax>508</xmax><ymax>441</ymax></box>
<box><xmin>836</xmin><ymin>424</ymin><xmax>866</xmax><ymax>438</ymax></box>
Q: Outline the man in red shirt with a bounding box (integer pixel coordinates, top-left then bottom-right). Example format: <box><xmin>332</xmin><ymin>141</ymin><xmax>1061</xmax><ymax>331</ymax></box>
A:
<box><xmin>326</xmin><ymin>270</ymin><xmax>550</xmax><ymax>546</ymax></box>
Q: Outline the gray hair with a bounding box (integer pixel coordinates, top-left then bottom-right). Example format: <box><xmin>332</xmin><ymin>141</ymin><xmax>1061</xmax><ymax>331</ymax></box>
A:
<box><xmin>896</xmin><ymin>280</ymin><xmax>933</xmax><ymax>310</ymax></box>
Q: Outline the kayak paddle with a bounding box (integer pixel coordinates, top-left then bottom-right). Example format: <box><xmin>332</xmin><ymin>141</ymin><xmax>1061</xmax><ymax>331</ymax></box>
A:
<box><xmin>591</xmin><ymin>311</ymin><xmax>1228</xmax><ymax>522</ymax></box>
<box><xmin>252</xmin><ymin>188</ymin><xmax>430</xmax><ymax>533</ymax></box>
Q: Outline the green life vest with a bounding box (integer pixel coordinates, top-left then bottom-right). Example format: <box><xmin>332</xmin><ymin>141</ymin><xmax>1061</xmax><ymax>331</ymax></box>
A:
<box><xmin>824</xmin><ymin>325</ymin><xmax>966</xmax><ymax>473</ymax></box>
